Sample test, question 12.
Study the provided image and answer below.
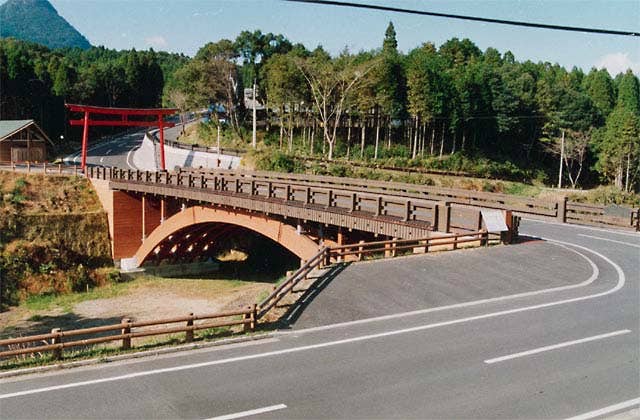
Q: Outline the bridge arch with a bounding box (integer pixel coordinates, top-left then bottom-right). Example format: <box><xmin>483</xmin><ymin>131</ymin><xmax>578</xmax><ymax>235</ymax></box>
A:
<box><xmin>133</xmin><ymin>206</ymin><xmax>320</xmax><ymax>267</ymax></box>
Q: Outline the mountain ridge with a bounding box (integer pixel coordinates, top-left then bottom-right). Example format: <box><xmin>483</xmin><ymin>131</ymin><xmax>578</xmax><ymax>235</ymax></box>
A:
<box><xmin>0</xmin><ymin>0</ymin><xmax>91</xmax><ymax>50</ymax></box>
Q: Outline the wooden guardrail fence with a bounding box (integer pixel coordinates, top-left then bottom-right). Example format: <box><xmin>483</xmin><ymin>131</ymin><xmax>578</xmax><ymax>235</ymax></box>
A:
<box><xmin>256</xmin><ymin>230</ymin><xmax>490</xmax><ymax>319</ymax></box>
<box><xmin>0</xmin><ymin>307</ymin><xmax>256</xmax><ymax>361</ymax></box>
<box><xmin>1</xmin><ymin>230</ymin><xmax>490</xmax><ymax>362</ymax></box>
<box><xmin>0</xmin><ymin>162</ymin><xmax>82</xmax><ymax>175</ymax></box>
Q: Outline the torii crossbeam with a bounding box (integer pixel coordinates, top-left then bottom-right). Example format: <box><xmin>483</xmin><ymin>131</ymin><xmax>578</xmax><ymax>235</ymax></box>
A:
<box><xmin>66</xmin><ymin>104</ymin><xmax>177</xmax><ymax>171</ymax></box>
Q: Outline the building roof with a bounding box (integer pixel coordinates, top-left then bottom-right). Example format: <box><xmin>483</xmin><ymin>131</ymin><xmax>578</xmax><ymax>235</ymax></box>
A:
<box><xmin>0</xmin><ymin>120</ymin><xmax>33</xmax><ymax>139</ymax></box>
<box><xmin>0</xmin><ymin>120</ymin><xmax>53</xmax><ymax>144</ymax></box>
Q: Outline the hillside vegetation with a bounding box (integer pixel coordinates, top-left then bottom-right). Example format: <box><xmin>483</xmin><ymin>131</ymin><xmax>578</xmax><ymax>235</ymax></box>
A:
<box><xmin>0</xmin><ymin>172</ymin><xmax>113</xmax><ymax>309</ymax></box>
<box><xmin>0</xmin><ymin>0</ymin><xmax>91</xmax><ymax>50</ymax></box>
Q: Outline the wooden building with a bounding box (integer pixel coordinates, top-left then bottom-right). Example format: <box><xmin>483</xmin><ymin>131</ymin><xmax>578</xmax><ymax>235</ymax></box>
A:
<box><xmin>0</xmin><ymin>120</ymin><xmax>53</xmax><ymax>162</ymax></box>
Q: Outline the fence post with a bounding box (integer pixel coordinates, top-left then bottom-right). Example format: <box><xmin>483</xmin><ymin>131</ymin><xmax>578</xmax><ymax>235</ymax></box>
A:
<box><xmin>58</xmin><ymin>163</ymin><xmax>62</xmax><ymax>174</ymax></box>
<box><xmin>250</xmin><ymin>304</ymin><xmax>257</xmax><ymax>331</ymax></box>
<box><xmin>243</xmin><ymin>306</ymin><xmax>256</xmax><ymax>333</ymax></box>
<box><xmin>358</xmin><ymin>240</ymin><xmax>365</xmax><ymax>261</ymax></box>
<box><xmin>375</xmin><ymin>196</ymin><xmax>383</xmax><ymax>216</ymax></box>
<box><xmin>285</xmin><ymin>185</ymin><xmax>292</xmax><ymax>201</ymax></box>
<box><xmin>350</xmin><ymin>193</ymin><xmax>358</xmax><ymax>212</ymax></box>
<box><xmin>43</xmin><ymin>162</ymin><xmax>47</xmax><ymax>174</ymax></box>
<box><xmin>436</xmin><ymin>202</ymin><xmax>451</xmax><ymax>233</ymax></box>
<box><xmin>305</xmin><ymin>187</ymin><xmax>312</xmax><ymax>205</ymax></box>
<box><xmin>557</xmin><ymin>196</ymin><xmax>568</xmax><ymax>223</ymax></box>
<box><xmin>384</xmin><ymin>242</ymin><xmax>392</xmax><ymax>258</ymax></box>
<box><xmin>185</xmin><ymin>313</ymin><xmax>194</xmax><ymax>342</ymax></box>
<box><xmin>121</xmin><ymin>318</ymin><xmax>131</xmax><ymax>350</ymax></box>
<box><xmin>326</xmin><ymin>190</ymin><xmax>334</xmax><ymax>208</ymax></box>
<box><xmin>404</xmin><ymin>201</ymin><xmax>412</xmax><ymax>221</ymax></box>
<box><xmin>50</xmin><ymin>328</ymin><xmax>62</xmax><ymax>360</ymax></box>
<box><xmin>26</xmin><ymin>161</ymin><xmax>30</xmax><ymax>173</ymax></box>
<box><xmin>503</xmin><ymin>210</ymin><xmax>514</xmax><ymax>244</ymax></box>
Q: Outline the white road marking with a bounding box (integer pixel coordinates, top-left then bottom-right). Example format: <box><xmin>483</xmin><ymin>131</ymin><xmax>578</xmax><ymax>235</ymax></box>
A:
<box><xmin>99</xmin><ymin>157</ymin><xmax>104</xmax><ymax>163</ymax></box>
<box><xmin>126</xmin><ymin>146</ymin><xmax>138</xmax><ymax>170</ymax></box>
<box><xmin>285</xmin><ymin>242</ymin><xmax>599</xmax><ymax>335</ymax></box>
<box><xmin>206</xmin><ymin>404</ymin><xmax>287</xmax><ymax>420</ymax></box>
<box><xmin>484</xmin><ymin>330</ymin><xmax>631</xmax><ymax>364</ymax></box>
<box><xmin>523</xmin><ymin>218</ymin><xmax>640</xmax><ymax>238</ymax></box>
<box><xmin>0</xmin><ymin>240</ymin><xmax>625</xmax><ymax>401</ymax></box>
<box><xmin>578</xmin><ymin>234</ymin><xmax>640</xmax><ymax>248</ymax></box>
<box><xmin>105</xmin><ymin>149</ymin><xmax>112</xmax><ymax>155</ymax></box>
<box><xmin>565</xmin><ymin>397</ymin><xmax>640</xmax><ymax>420</ymax></box>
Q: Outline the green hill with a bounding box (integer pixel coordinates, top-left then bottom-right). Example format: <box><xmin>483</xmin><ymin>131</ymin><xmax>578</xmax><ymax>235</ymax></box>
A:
<box><xmin>0</xmin><ymin>0</ymin><xmax>91</xmax><ymax>50</ymax></box>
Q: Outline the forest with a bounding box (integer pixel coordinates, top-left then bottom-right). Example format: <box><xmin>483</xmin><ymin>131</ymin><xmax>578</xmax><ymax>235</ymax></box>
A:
<box><xmin>1</xmin><ymin>23</ymin><xmax>639</xmax><ymax>191</ymax></box>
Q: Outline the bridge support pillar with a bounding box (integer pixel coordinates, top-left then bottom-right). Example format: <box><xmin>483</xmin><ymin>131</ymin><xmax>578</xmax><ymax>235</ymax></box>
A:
<box><xmin>142</xmin><ymin>195</ymin><xmax>162</xmax><ymax>242</ymax></box>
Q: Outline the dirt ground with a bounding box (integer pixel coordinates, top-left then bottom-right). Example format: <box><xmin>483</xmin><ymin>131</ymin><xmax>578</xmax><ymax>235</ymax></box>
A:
<box><xmin>0</xmin><ymin>278</ymin><xmax>273</xmax><ymax>339</ymax></box>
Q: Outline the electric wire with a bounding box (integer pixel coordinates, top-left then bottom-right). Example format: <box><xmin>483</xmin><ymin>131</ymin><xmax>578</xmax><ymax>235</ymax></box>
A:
<box><xmin>285</xmin><ymin>0</ymin><xmax>639</xmax><ymax>37</ymax></box>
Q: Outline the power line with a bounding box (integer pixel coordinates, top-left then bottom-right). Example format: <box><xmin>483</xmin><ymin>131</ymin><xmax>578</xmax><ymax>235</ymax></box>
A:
<box><xmin>285</xmin><ymin>0</ymin><xmax>639</xmax><ymax>37</ymax></box>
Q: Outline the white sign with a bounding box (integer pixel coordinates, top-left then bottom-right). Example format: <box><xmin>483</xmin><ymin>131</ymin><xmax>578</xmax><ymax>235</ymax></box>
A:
<box><xmin>481</xmin><ymin>209</ymin><xmax>508</xmax><ymax>232</ymax></box>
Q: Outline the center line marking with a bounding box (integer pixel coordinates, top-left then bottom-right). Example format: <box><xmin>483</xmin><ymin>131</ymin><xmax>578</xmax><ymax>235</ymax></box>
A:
<box><xmin>484</xmin><ymin>330</ymin><xmax>631</xmax><ymax>364</ymax></box>
<box><xmin>578</xmin><ymin>234</ymin><xmax>640</xmax><ymax>248</ymax></box>
<box><xmin>206</xmin><ymin>404</ymin><xmax>287</xmax><ymax>420</ymax></box>
<box><xmin>564</xmin><ymin>397</ymin><xmax>640</xmax><ymax>420</ymax></box>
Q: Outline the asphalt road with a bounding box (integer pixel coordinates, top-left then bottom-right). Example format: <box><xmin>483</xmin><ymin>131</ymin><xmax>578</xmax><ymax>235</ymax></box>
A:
<box><xmin>63</xmin><ymin>128</ymin><xmax>146</xmax><ymax>169</ymax></box>
<box><xmin>62</xmin><ymin>121</ymin><xmax>197</xmax><ymax>170</ymax></box>
<box><xmin>0</xmin><ymin>220</ymin><xmax>638</xmax><ymax>419</ymax></box>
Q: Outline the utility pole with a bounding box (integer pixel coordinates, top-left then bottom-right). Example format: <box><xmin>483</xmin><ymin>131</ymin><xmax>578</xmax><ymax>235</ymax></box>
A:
<box><xmin>252</xmin><ymin>80</ymin><xmax>257</xmax><ymax>149</ymax></box>
<box><xmin>217</xmin><ymin>123</ymin><xmax>221</xmax><ymax>168</ymax></box>
<box><xmin>558</xmin><ymin>130</ymin><xmax>565</xmax><ymax>189</ymax></box>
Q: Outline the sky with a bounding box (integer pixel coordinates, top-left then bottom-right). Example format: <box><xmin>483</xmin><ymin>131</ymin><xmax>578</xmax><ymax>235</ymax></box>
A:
<box><xmin>38</xmin><ymin>0</ymin><xmax>640</xmax><ymax>76</ymax></box>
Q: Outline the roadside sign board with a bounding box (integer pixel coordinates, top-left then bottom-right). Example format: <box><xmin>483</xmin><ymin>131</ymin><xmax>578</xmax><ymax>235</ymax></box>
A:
<box><xmin>481</xmin><ymin>209</ymin><xmax>508</xmax><ymax>232</ymax></box>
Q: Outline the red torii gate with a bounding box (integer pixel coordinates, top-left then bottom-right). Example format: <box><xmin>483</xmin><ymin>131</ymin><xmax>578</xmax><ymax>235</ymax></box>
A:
<box><xmin>66</xmin><ymin>104</ymin><xmax>177</xmax><ymax>171</ymax></box>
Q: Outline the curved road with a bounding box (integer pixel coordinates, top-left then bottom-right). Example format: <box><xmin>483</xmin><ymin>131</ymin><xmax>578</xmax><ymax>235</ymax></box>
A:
<box><xmin>0</xmin><ymin>220</ymin><xmax>638</xmax><ymax>419</ymax></box>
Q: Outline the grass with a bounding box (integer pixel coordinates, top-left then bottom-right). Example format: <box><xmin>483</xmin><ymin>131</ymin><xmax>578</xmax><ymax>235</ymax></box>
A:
<box><xmin>0</xmin><ymin>172</ymin><xmax>102</xmax><ymax>214</ymax></box>
<box><xmin>23</xmin><ymin>282</ymin><xmax>130</xmax><ymax>313</ymax></box>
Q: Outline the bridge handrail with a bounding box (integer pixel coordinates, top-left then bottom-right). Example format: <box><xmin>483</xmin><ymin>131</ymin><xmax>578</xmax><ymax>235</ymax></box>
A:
<box><xmin>0</xmin><ymin>307</ymin><xmax>256</xmax><ymax>360</ymax></box>
<box><xmin>257</xmin><ymin>247</ymin><xmax>329</xmax><ymax>319</ymax></box>
<box><xmin>102</xmin><ymin>167</ymin><xmax>464</xmax><ymax>232</ymax></box>
<box><xmin>87</xmin><ymin>166</ymin><xmax>639</xmax><ymax>231</ymax></box>
<box><xmin>180</xmin><ymin>168</ymin><xmax>640</xmax><ymax>231</ymax></box>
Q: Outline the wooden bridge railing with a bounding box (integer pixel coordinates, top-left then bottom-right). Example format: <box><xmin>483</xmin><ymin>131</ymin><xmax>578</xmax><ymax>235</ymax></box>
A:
<box><xmin>86</xmin><ymin>166</ymin><xmax>639</xmax><ymax>231</ymax></box>
<box><xmin>89</xmin><ymin>166</ymin><xmax>487</xmax><ymax>234</ymax></box>
<box><xmin>180</xmin><ymin>168</ymin><xmax>640</xmax><ymax>231</ymax></box>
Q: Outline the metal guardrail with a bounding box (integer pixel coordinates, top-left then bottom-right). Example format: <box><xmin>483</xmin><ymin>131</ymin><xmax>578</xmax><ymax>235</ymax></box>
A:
<box><xmin>161</xmin><ymin>139</ymin><xmax>245</xmax><ymax>157</ymax></box>
<box><xmin>0</xmin><ymin>307</ymin><xmax>256</xmax><ymax>360</ymax></box>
